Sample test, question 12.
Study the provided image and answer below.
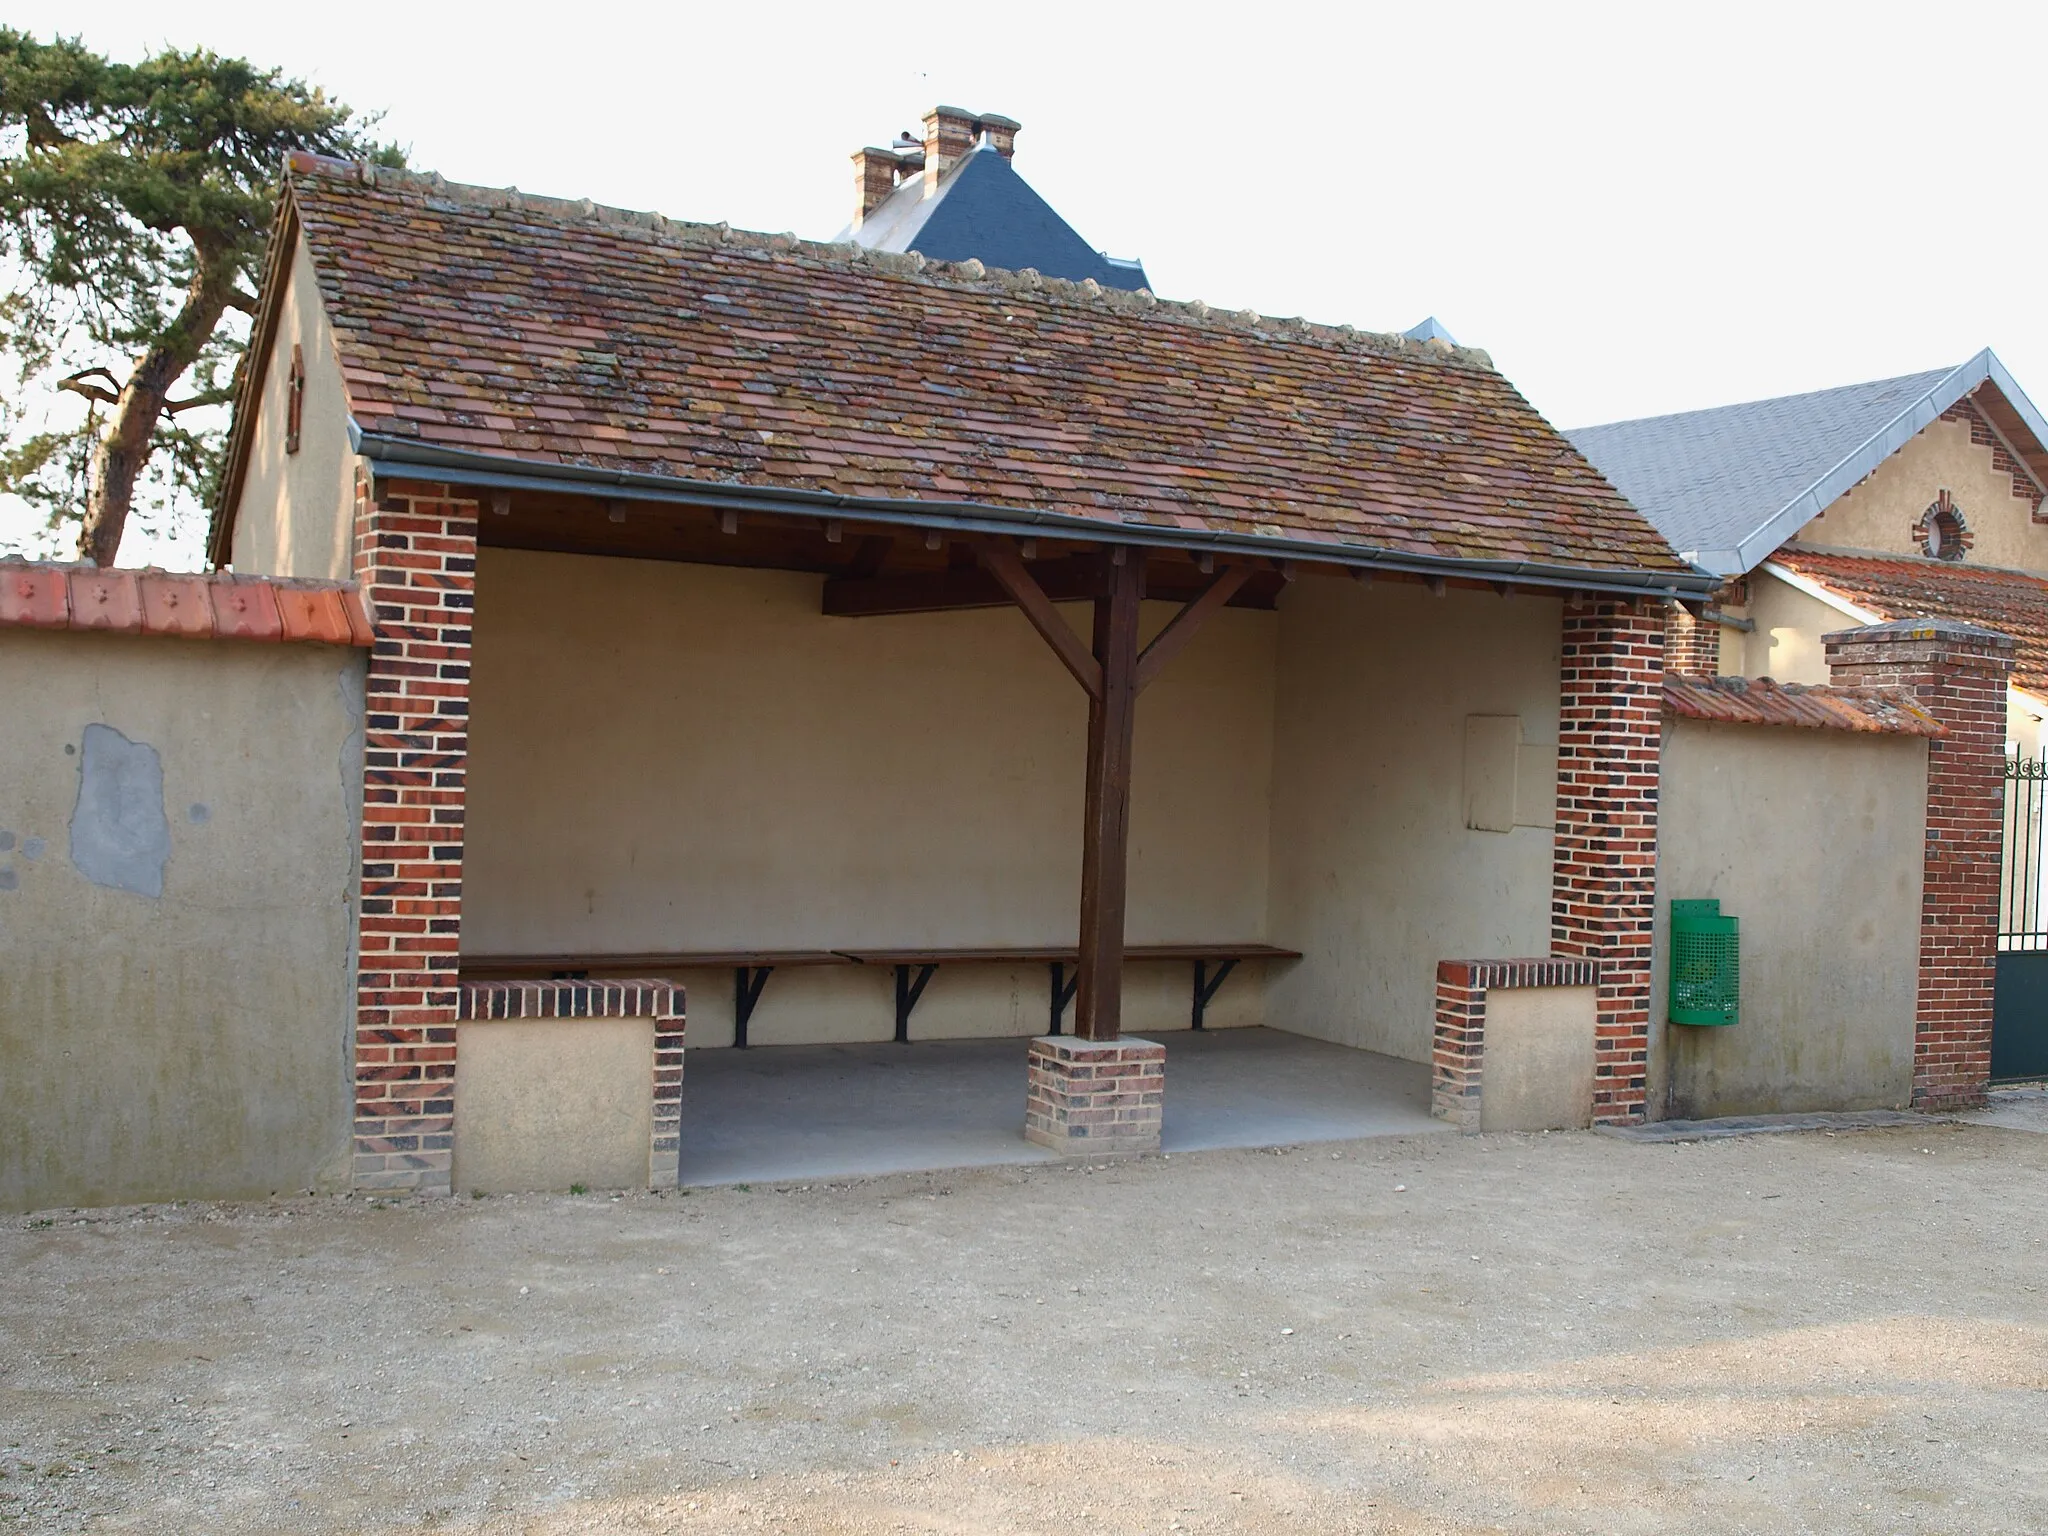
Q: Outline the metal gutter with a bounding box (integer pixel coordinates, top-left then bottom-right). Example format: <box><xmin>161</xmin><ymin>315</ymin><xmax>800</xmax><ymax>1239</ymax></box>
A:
<box><xmin>353</xmin><ymin>431</ymin><xmax>1719</xmax><ymax>600</ymax></box>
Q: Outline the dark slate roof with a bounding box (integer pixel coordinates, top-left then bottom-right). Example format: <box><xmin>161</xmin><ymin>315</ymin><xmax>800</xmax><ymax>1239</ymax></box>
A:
<box><xmin>1568</xmin><ymin>353</ymin><xmax>2048</xmax><ymax>577</ymax></box>
<box><xmin>211</xmin><ymin>154</ymin><xmax>1701</xmax><ymax>590</ymax></box>
<box><xmin>840</xmin><ymin>143</ymin><xmax>1149</xmax><ymax>292</ymax></box>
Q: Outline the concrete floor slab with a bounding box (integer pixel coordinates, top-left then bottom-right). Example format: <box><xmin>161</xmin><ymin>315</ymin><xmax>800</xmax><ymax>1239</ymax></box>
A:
<box><xmin>677</xmin><ymin>1026</ymin><xmax>1444</xmax><ymax>1185</ymax></box>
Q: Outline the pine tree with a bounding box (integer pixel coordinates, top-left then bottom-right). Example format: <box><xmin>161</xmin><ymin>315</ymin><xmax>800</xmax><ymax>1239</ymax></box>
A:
<box><xmin>0</xmin><ymin>31</ymin><xmax>399</xmax><ymax>564</ymax></box>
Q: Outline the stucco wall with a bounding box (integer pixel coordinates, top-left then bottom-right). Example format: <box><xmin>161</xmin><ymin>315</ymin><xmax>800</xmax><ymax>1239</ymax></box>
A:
<box><xmin>462</xmin><ymin>550</ymin><xmax>1277</xmax><ymax>1046</ymax></box>
<box><xmin>1266</xmin><ymin>581</ymin><xmax>1563</xmax><ymax>1062</ymax></box>
<box><xmin>0</xmin><ymin>630</ymin><xmax>364</xmax><ymax>1211</ymax></box>
<box><xmin>1480</xmin><ymin>985</ymin><xmax>1597</xmax><ymax>1132</ymax></box>
<box><xmin>1795</xmin><ymin>415</ymin><xmax>2048</xmax><ymax>572</ymax></box>
<box><xmin>453</xmin><ymin>1018</ymin><xmax>655</xmax><ymax>1193</ymax></box>
<box><xmin>1653</xmin><ymin>718</ymin><xmax>1926</xmax><ymax>1118</ymax></box>
<box><xmin>229</xmin><ymin>235</ymin><xmax>358</xmax><ymax>581</ymax></box>
<box><xmin>1742</xmin><ymin>571</ymin><xmax>1864</xmax><ymax>684</ymax></box>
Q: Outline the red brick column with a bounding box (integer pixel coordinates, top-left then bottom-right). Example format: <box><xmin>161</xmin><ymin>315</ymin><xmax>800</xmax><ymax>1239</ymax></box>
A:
<box><xmin>1664</xmin><ymin>603</ymin><xmax>1722</xmax><ymax>676</ymax></box>
<box><xmin>1553</xmin><ymin>597</ymin><xmax>1664</xmax><ymax>1124</ymax></box>
<box><xmin>1825</xmin><ymin>618</ymin><xmax>2015</xmax><ymax>1110</ymax></box>
<box><xmin>351</xmin><ymin>473</ymin><xmax>478</xmax><ymax>1191</ymax></box>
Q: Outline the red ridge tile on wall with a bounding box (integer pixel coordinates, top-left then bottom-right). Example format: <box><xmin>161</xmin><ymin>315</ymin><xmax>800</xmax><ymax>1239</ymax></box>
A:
<box><xmin>0</xmin><ymin>564</ymin><xmax>70</xmax><ymax>628</ymax></box>
<box><xmin>68</xmin><ymin>570</ymin><xmax>142</xmax><ymax>633</ymax></box>
<box><xmin>0</xmin><ymin>561</ymin><xmax>373</xmax><ymax>648</ymax></box>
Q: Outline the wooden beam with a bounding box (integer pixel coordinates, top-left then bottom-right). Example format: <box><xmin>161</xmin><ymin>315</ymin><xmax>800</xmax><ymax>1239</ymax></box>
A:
<box><xmin>823</xmin><ymin>553</ymin><xmax>1096</xmax><ymax>617</ymax></box>
<box><xmin>822</xmin><ymin>553</ymin><xmax>1279</xmax><ymax>618</ymax></box>
<box><xmin>841</xmin><ymin>534</ymin><xmax>893</xmax><ymax>580</ymax></box>
<box><xmin>1074</xmin><ymin>550</ymin><xmax>1144</xmax><ymax>1041</ymax></box>
<box><xmin>1133</xmin><ymin>564</ymin><xmax>1254</xmax><ymax>692</ymax></box>
<box><xmin>973</xmin><ymin>537</ymin><xmax>1103</xmax><ymax>699</ymax></box>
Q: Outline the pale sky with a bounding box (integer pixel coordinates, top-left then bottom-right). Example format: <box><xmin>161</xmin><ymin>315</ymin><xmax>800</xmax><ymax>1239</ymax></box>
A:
<box><xmin>6</xmin><ymin>0</ymin><xmax>2046</xmax><ymax>566</ymax></box>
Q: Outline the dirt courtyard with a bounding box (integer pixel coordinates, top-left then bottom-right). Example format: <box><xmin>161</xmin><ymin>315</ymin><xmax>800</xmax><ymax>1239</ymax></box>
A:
<box><xmin>4</xmin><ymin>1119</ymin><xmax>2046</xmax><ymax>1535</ymax></box>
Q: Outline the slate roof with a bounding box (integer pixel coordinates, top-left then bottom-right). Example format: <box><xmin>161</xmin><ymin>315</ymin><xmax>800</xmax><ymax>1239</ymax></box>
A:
<box><xmin>1662</xmin><ymin>671</ymin><xmax>1943</xmax><ymax>737</ymax></box>
<box><xmin>1570</xmin><ymin>370</ymin><xmax>1952</xmax><ymax>572</ymax></box>
<box><xmin>1770</xmin><ymin>548</ymin><xmax>2048</xmax><ymax>697</ymax></box>
<box><xmin>1569</xmin><ymin>354</ymin><xmax>2048</xmax><ymax>578</ymax></box>
<box><xmin>840</xmin><ymin>142</ymin><xmax>1149</xmax><ymax>292</ymax></box>
<box><xmin>213</xmin><ymin>155</ymin><xmax>1699</xmax><ymax>589</ymax></box>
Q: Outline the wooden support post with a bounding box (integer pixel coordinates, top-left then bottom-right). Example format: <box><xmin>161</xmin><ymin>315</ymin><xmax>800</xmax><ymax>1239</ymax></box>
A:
<box><xmin>1074</xmin><ymin>549</ymin><xmax>1144</xmax><ymax>1041</ymax></box>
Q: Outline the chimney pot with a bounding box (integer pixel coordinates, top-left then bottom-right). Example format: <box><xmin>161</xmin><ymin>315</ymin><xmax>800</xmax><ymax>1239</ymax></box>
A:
<box><xmin>852</xmin><ymin>146</ymin><xmax>906</xmax><ymax>231</ymax></box>
<box><xmin>976</xmin><ymin>113</ymin><xmax>1021</xmax><ymax>158</ymax></box>
<box><xmin>922</xmin><ymin>105</ymin><xmax>980</xmax><ymax>197</ymax></box>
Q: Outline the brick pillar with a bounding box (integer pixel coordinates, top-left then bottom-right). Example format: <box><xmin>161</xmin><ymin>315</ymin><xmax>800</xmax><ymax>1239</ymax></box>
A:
<box><xmin>1553</xmin><ymin>597</ymin><xmax>1664</xmax><ymax>1124</ymax></box>
<box><xmin>1664</xmin><ymin>602</ymin><xmax>1722</xmax><ymax>676</ymax></box>
<box><xmin>351</xmin><ymin>472</ymin><xmax>478</xmax><ymax>1191</ymax></box>
<box><xmin>1825</xmin><ymin>618</ymin><xmax>2015</xmax><ymax>1110</ymax></box>
<box><xmin>1024</xmin><ymin>1035</ymin><xmax>1165</xmax><ymax>1154</ymax></box>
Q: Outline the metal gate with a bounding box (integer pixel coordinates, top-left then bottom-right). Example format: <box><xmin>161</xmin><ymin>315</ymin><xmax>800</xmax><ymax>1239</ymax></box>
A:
<box><xmin>1996</xmin><ymin>754</ymin><xmax>2048</xmax><ymax>1081</ymax></box>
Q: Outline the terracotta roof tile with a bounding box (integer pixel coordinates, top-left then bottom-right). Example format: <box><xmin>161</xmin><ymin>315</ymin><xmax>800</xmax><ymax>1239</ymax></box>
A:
<box><xmin>273</xmin><ymin>157</ymin><xmax>1691</xmax><ymax>579</ymax></box>
<box><xmin>1772</xmin><ymin>549</ymin><xmax>2048</xmax><ymax>696</ymax></box>
<box><xmin>0</xmin><ymin>562</ymin><xmax>370</xmax><ymax>648</ymax></box>
<box><xmin>1663</xmin><ymin>672</ymin><xmax>1944</xmax><ymax>737</ymax></box>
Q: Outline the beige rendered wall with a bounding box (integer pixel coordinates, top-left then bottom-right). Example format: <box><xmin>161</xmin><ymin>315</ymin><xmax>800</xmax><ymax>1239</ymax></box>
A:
<box><xmin>229</xmin><ymin>235</ymin><xmax>359</xmax><ymax>581</ymax></box>
<box><xmin>1479</xmin><ymin>985</ymin><xmax>1597</xmax><ymax>1132</ymax></box>
<box><xmin>1794</xmin><ymin>415</ymin><xmax>2048</xmax><ymax>572</ymax></box>
<box><xmin>462</xmin><ymin>550</ymin><xmax>1277</xmax><ymax>1047</ymax></box>
<box><xmin>453</xmin><ymin>1018</ymin><xmax>655</xmax><ymax>1193</ymax></box>
<box><xmin>0</xmin><ymin>630</ymin><xmax>364</xmax><ymax>1211</ymax></box>
<box><xmin>1266</xmin><ymin>580</ymin><xmax>1564</xmax><ymax>1062</ymax></box>
<box><xmin>1653</xmin><ymin>718</ymin><xmax>1926</xmax><ymax>1118</ymax></box>
<box><xmin>1741</xmin><ymin>571</ymin><xmax>1865</xmax><ymax>684</ymax></box>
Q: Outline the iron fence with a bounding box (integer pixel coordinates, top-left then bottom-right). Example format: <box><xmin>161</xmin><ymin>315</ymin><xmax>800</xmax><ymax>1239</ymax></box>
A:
<box><xmin>2001</xmin><ymin>754</ymin><xmax>2048</xmax><ymax>950</ymax></box>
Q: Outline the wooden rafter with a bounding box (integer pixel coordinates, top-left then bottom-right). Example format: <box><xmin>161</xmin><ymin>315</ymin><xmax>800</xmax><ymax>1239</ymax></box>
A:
<box><xmin>1133</xmin><ymin>564</ymin><xmax>1255</xmax><ymax>692</ymax></box>
<box><xmin>971</xmin><ymin>537</ymin><xmax>1104</xmax><ymax>699</ymax></box>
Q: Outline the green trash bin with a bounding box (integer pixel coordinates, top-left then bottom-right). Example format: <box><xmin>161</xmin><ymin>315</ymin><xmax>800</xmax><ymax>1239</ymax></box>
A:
<box><xmin>1670</xmin><ymin>898</ymin><xmax>1739</xmax><ymax>1026</ymax></box>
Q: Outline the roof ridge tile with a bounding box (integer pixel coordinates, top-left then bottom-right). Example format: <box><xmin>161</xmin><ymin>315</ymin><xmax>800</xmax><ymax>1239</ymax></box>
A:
<box><xmin>284</xmin><ymin>153</ymin><xmax>1500</xmax><ymax>371</ymax></box>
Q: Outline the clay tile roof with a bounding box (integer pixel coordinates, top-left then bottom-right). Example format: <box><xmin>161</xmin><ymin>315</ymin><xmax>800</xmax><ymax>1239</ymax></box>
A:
<box><xmin>1771</xmin><ymin>548</ymin><xmax>2048</xmax><ymax>696</ymax></box>
<box><xmin>252</xmin><ymin>155</ymin><xmax>1694</xmax><ymax>584</ymax></box>
<box><xmin>1662</xmin><ymin>672</ymin><xmax>1944</xmax><ymax>737</ymax></box>
<box><xmin>0</xmin><ymin>561</ymin><xmax>371</xmax><ymax>647</ymax></box>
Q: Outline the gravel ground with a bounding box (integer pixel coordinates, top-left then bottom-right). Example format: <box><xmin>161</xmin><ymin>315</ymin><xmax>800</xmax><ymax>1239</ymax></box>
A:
<box><xmin>3</xmin><ymin>1120</ymin><xmax>2046</xmax><ymax>1535</ymax></box>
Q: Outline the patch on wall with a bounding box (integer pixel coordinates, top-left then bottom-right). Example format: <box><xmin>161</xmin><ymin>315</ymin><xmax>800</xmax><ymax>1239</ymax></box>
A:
<box><xmin>69</xmin><ymin>723</ymin><xmax>172</xmax><ymax>897</ymax></box>
<box><xmin>1464</xmin><ymin>716</ymin><xmax>1558</xmax><ymax>833</ymax></box>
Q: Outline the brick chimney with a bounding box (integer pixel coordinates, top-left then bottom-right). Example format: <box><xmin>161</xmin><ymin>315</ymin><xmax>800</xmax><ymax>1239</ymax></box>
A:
<box><xmin>852</xmin><ymin>146</ymin><xmax>907</xmax><ymax>230</ymax></box>
<box><xmin>977</xmin><ymin>113</ymin><xmax>1020</xmax><ymax>158</ymax></box>
<box><xmin>922</xmin><ymin>105</ymin><xmax>979</xmax><ymax>197</ymax></box>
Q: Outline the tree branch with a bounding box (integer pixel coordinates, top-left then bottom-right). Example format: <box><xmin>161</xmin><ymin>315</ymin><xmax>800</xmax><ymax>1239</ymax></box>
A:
<box><xmin>162</xmin><ymin>387</ymin><xmax>237</xmax><ymax>416</ymax></box>
<box><xmin>225</xmin><ymin>288</ymin><xmax>260</xmax><ymax>315</ymax></box>
<box><xmin>57</xmin><ymin>367</ymin><xmax>122</xmax><ymax>406</ymax></box>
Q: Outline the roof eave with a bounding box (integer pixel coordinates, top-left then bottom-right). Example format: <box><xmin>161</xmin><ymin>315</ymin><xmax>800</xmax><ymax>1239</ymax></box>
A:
<box><xmin>354</xmin><ymin>433</ymin><xmax>1718</xmax><ymax>600</ymax></box>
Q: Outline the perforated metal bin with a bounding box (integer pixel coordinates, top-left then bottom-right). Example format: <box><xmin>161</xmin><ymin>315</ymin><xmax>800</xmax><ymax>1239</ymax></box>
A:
<box><xmin>1670</xmin><ymin>898</ymin><xmax>1739</xmax><ymax>1026</ymax></box>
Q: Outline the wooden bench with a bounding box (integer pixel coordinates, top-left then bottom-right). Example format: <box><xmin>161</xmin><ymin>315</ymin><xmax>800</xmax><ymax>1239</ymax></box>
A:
<box><xmin>461</xmin><ymin>944</ymin><xmax>1300</xmax><ymax>1047</ymax></box>
<box><xmin>834</xmin><ymin>944</ymin><xmax>1303</xmax><ymax>1042</ymax></box>
<box><xmin>459</xmin><ymin>951</ymin><xmax>850</xmax><ymax>1048</ymax></box>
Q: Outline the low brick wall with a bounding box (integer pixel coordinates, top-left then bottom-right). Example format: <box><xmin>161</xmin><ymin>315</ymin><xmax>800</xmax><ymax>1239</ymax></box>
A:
<box><xmin>453</xmin><ymin>980</ymin><xmax>684</xmax><ymax>1191</ymax></box>
<box><xmin>1433</xmin><ymin>958</ymin><xmax>1599</xmax><ymax>1131</ymax></box>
